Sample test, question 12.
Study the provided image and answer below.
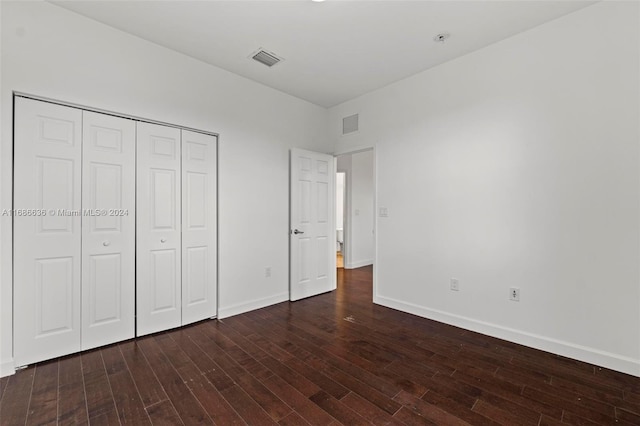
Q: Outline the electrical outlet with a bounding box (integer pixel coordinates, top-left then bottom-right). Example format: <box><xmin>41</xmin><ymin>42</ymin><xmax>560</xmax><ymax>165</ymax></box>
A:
<box><xmin>265</xmin><ymin>267</ymin><xmax>271</xmax><ymax>278</ymax></box>
<box><xmin>509</xmin><ymin>287</ymin><xmax>520</xmax><ymax>301</ymax></box>
<box><xmin>450</xmin><ymin>278</ymin><xmax>459</xmax><ymax>291</ymax></box>
<box><xmin>379</xmin><ymin>207</ymin><xmax>388</xmax><ymax>217</ymax></box>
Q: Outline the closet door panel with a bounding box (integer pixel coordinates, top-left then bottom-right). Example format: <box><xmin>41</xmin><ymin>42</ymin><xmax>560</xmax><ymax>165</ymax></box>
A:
<box><xmin>14</xmin><ymin>98</ymin><xmax>82</xmax><ymax>366</ymax></box>
<box><xmin>81</xmin><ymin>111</ymin><xmax>135</xmax><ymax>350</ymax></box>
<box><xmin>181</xmin><ymin>130</ymin><xmax>217</xmax><ymax>325</ymax></box>
<box><xmin>137</xmin><ymin>122</ymin><xmax>182</xmax><ymax>336</ymax></box>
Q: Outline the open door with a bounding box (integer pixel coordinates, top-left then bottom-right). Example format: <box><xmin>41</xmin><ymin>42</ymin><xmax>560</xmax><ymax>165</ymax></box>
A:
<box><xmin>290</xmin><ymin>149</ymin><xmax>336</xmax><ymax>301</ymax></box>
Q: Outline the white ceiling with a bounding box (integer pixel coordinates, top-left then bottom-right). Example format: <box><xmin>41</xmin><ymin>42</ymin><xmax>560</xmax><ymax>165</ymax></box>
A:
<box><xmin>52</xmin><ymin>0</ymin><xmax>596</xmax><ymax>108</ymax></box>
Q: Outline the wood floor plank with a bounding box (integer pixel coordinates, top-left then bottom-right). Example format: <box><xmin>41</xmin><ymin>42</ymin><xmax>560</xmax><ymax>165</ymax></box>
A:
<box><xmin>521</xmin><ymin>385</ymin><xmax>620</xmax><ymax>424</ymax></box>
<box><xmin>0</xmin><ymin>376</ymin><xmax>9</xmax><ymax>403</ymax></box>
<box><xmin>539</xmin><ymin>414</ymin><xmax>566</xmax><ymax>426</ymax></box>
<box><xmin>505</xmin><ymin>369</ymin><xmax>616</xmax><ymax>417</ymax></box>
<box><xmin>269</xmin><ymin>321</ymin><xmax>401</xmax><ymax>398</ymax></box>
<box><xmin>393</xmin><ymin>390</ymin><xmax>471</xmax><ymax>426</ymax></box>
<box><xmin>417</xmin><ymin>373</ymin><xmax>479</xmax><ymax>410</ymax></box>
<box><xmin>393</xmin><ymin>406</ymin><xmax>438</xmax><ymax>425</ymax></box>
<box><xmin>101</xmin><ymin>345</ymin><xmax>151</xmax><ymax>425</ymax></box>
<box><xmin>170</xmin><ymin>328</ymin><xmax>222</xmax><ymax>374</ymax></box>
<box><xmin>225</xmin><ymin>344</ymin><xmax>274</xmax><ymax>382</ymax></box>
<box><xmin>86</xmin><ymin>409</ymin><xmax>121</xmax><ymax>426</ymax></box>
<box><xmin>595</xmin><ymin>367</ymin><xmax>640</xmax><ymax>393</ymax></box>
<box><xmin>220</xmin><ymin>384</ymin><xmax>279</xmax><ymax>425</ymax></box>
<box><xmin>622</xmin><ymin>389</ymin><xmax>640</xmax><ymax>408</ymax></box>
<box><xmin>0</xmin><ymin>367</ymin><xmax>36</xmax><ymax>425</ymax></box>
<box><xmin>57</xmin><ymin>355</ymin><xmax>88</xmax><ymax>425</ymax></box>
<box><xmin>181</xmin><ymin>368</ymin><xmax>246</xmax><ymax>425</ymax></box>
<box><xmin>174</xmin><ymin>324</ymin><xmax>299</xmax><ymax>422</ymax></box>
<box><xmin>278</xmin><ymin>411</ymin><xmax>312</xmax><ymax>426</ymax></box>
<box><xmin>259</xmin><ymin>355</ymin><xmax>322</xmax><ymax>397</ymax></box>
<box><xmin>616</xmin><ymin>406</ymin><xmax>640</xmax><ymax>424</ymax></box>
<box><xmin>450</xmin><ymin>369</ymin><xmax>558</xmax><ymax>421</ymax></box>
<box><xmin>341</xmin><ymin>391</ymin><xmax>407</xmax><ymax>425</ymax></box>
<box><xmin>561</xmin><ymin>410</ymin><xmax>610</xmax><ymax>426</ymax></box>
<box><xmin>472</xmin><ymin>398</ymin><xmax>539</xmax><ymax>426</ymax></box>
<box><xmin>309</xmin><ymin>359</ymin><xmax>402</xmax><ymax>415</ymax></box>
<box><xmin>81</xmin><ymin>350</ymin><xmax>119</xmax><ymax>423</ymax></box>
<box><xmin>106</xmin><ymin>369</ymin><xmax>152</xmax><ymax>425</ymax></box>
<box><xmin>25</xmin><ymin>360</ymin><xmax>58</xmax><ymax>425</ymax></box>
<box><xmin>119</xmin><ymin>340</ymin><xmax>168</xmax><ymax>408</ymax></box>
<box><xmin>262</xmin><ymin>375</ymin><xmax>337</xmax><ymax>426</ymax></box>
<box><xmin>309</xmin><ymin>390</ymin><xmax>370</xmax><ymax>426</ymax></box>
<box><xmin>160</xmin><ymin>329</ymin><xmax>245</xmax><ymax>426</ymax></box>
<box><xmin>145</xmin><ymin>400</ymin><xmax>185</xmax><ymax>425</ymax></box>
<box><xmin>231</xmin><ymin>314</ymin><xmax>409</xmax><ymax>404</ymax></box>
<box><xmin>419</xmin><ymin>389</ymin><xmax>501</xmax><ymax>426</ymax></box>
<box><xmin>137</xmin><ymin>336</ymin><xmax>214</xmax><ymax>425</ymax></box>
<box><xmin>230</xmin><ymin>371</ymin><xmax>293</xmax><ymax>421</ymax></box>
<box><xmin>269</xmin><ymin>351</ymin><xmax>349</xmax><ymax>400</ymax></box>
<box><xmin>181</xmin><ymin>327</ymin><xmax>236</xmax><ymax>393</ymax></box>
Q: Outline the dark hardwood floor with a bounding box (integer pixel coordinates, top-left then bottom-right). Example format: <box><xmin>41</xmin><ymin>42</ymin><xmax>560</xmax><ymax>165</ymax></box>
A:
<box><xmin>1</xmin><ymin>266</ymin><xmax>639</xmax><ymax>425</ymax></box>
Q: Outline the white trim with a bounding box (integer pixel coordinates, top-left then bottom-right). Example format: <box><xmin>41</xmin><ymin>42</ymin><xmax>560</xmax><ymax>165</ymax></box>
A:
<box><xmin>0</xmin><ymin>359</ymin><xmax>15</xmax><ymax>378</ymax></box>
<box><xmin>374</xmin><ymin>295</ymin><xmax>640</xmax><ymax>377</ymax></box>
<box><xmin>345</xmin><ymin>259</ymin><xmax>373</xmax><ymax>269</ymax></box>
<box><xmin>218</xmin><ymin>292</ymin><xmax>288</xmax><ymax>319</ymax></box>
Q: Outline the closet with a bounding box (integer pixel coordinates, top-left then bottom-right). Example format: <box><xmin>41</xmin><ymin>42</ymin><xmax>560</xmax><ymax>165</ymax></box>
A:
<box><xmin>136</xmin><ymin>123</ymin><xmax>217</xmax><ymax>336</ymax></box>
<box><xmin>13</xmin><ymin>97</ymin><xmax>217</xmax><ymax>366</ymax></box>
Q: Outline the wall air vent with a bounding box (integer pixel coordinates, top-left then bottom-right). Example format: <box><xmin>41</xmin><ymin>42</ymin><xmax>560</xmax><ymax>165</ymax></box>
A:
<box><xmin>342</xmin><ymin>114</ymin><xmax>359</xmax><ymax>135</ymax></box>
<box><xmin>251</xmin><ymin>48</ymin><xmax>283</xmax><ymax>67</ymax></box>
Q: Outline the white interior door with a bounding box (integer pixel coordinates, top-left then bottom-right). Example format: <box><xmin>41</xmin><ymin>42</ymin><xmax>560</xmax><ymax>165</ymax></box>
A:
<box><xmin>136</xmin><ymin>122</ymin><xmax>182</xmax><ymax>336</ymax></box>
<box><xmin>181</xmin><ymin>130</ymin><xmax>217</xmax><ymax>324</ymax></box>
<box><xmin>290</xmin><ymin>149</ymin><xmax>336</xmax><ymax>301</ymax></box>
<box><xmin>14</xmin><ymin>98</ymin><xmax>82</xmax><ymax>366</ymax></box>
<box><xmin>81</xmin><ymin>111</ymin><xmax>135</xmax><ymax>349</ymax></box>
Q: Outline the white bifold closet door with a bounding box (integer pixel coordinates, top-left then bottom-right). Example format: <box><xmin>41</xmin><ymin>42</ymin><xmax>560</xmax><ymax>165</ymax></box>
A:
<box><xmin>136</xmin><ymin>123</ymin><xmax>217</xmax><ymax>336</ymax></box>
<box><xmin>14</xmin><ymin>98</ymin><xmax>136</xmax><ymax>366</ymax></box>
<box><xmin>14</xmin><ymin>98</ymin><xmax>83</xmax><ymax>366</ymax></box>
<box><xmin>81</xmin><ymin>111</ymin><xmax>136</xmax><ymax>350</ymax></box>
<box><xmin>181</xmin><ymin>130</ymin><xmax>217</xmax><ymax>326</ymax></box>
<box><xmin>136</xmin><ymin>122</ymin><xmax>182</xmax><ymax>336</ymax></box>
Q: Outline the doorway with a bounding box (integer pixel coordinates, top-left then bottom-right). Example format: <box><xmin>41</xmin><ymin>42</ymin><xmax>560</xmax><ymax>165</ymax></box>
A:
<box><xmin>336</xmin><ymin>150</ymin><xmax>374</xmax><ymax>271</ymax></box>
<box><xmin>336</xmin><ymin>172</ymin><xmax>346</xmax><ymax>268</ymax></box>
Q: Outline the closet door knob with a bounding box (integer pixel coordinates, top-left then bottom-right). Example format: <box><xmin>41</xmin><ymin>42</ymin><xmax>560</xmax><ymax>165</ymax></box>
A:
<box><xmin>103</xmin><ymin>241</ymin><xmax>110</xmax><ymax>247</ymax></box>
<box><xmin>160</xmin><ymin>238</ymin><xmax>167</xmax><ymax>243</ymax></box>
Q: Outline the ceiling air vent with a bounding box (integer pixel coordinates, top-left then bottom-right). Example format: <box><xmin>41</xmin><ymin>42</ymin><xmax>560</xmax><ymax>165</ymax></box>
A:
<box><xmin>343</xmin><ymin>114</ymin><xmax>359</xmax><ymax>135</ymax></box>
<box><xmin>251</xmin><ymin>48</ymin><xmax>282</xmax><ymax>67</ymax></box>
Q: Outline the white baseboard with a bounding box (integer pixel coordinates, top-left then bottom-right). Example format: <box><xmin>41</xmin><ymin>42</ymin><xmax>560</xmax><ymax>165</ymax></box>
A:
<box><xmin>375</xmin><ymin>295</ymin><xmax>640</xmax><ymax>377</ymax></box>
<box><xmin>218</xmin><ymin>292</ymin><xmax>288</xmax><ymax>319</ymax></box>
<box><xmin>0</xmin><ymin>358</ymin><xmax>15</xmax><ymax>377</ymax></box>
<box><xmin>345</xmin><ymin>259</ymin><xmax>373</xmax><ymax>269</ymax></box>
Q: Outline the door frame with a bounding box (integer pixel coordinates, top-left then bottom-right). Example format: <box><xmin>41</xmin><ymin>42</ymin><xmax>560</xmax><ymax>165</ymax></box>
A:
<box><xmin>288</xmin><ymin>145</ymin><xmax>377</xmax><ymax>302</ymax></box>
<box><xmin>334</xmin><ymin>146</ymin><xmax>377</xmax><ymax>299</ymax></box>
<box><xmin>335</xmin><ymin>171</ymin><xmax>347</xmax><ymax>266</ymax></box>
<box><xmin>335</xmin><ymin>147</ymin><xmax>376</xmax><ymax>262</ymax></box>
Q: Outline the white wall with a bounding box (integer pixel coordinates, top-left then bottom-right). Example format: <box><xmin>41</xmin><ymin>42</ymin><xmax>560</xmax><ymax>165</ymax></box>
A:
<box><xmin>329</xmin><ymin>1</ymin><xmax>640</xmax><ymax>376</ymax></box>
<box><xmin>0</xmin><ymin>1</ymin><xmax>329</xmax><ymax>376</ymax></box>
<box><xmin>336</xmin><ymin>173</ymin><xmax>345</xmax><ymax>232</ymax></box>
<box><xmin>337</xmin><ymin>151</ymin><xmax>374</xmax><ymax>269</ymax></box>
